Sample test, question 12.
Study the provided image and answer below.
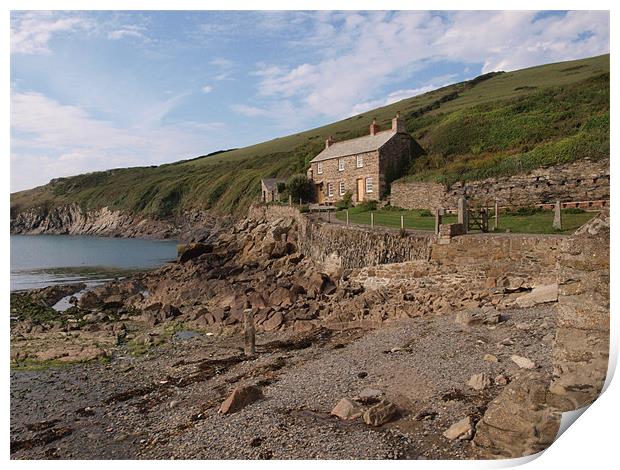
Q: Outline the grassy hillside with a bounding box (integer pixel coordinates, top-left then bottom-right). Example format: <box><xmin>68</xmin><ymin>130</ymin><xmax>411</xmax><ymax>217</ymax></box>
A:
<box><xmin>11</xmin><ymin>54</ymin><xmax>609</xmax><ymax>218</ymax></box>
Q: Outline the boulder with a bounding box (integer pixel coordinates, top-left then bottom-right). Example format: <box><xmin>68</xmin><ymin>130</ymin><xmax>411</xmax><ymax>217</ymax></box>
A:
<box><xmin>362</xmin><ymin>400</ymin><xmax>398</xmax><ymax>427</ymax></box>
<box><xmin>473</xmin><ymin>371</ymin><xmax>561</xmax><ymax>458</ymax></box>
<box><xmin>515</xmin><ymin>284</ymin><xmax>558</xmax><ymax>308</ymax></box>
<box><xmin>511</xmin><ymin>355</ymin><xmax>536</xmax><ymax>369</ymax></box>
<box><xmin>467</xmin><ymin>373</ymin><xmax>491</xmax><ymax>391</ymax></box>
<box><xmin>443</xmin><ymin>416</ymin><xmax>474</xmax><ymax>441</ymax></box>
<box><xmin>355</xmin><ymin>388</ymin><xmax>383</xmax><ymax>404</ymax></box>
<box><xmin>455</xmin><ymin>308</ymin><xmax>500</xmax><ymax>327</ymax></box>
<box><xmin>262</xmin><ymin>312</ymin><xmax>283</xmax><ymax>331</ymax></box>
<box><xmin>178</xmin><ymin>242</ymin><xmax>213</xmax><ymax>263</ymax></box>
<box><xmin>331</xmin><ymin>398</ymin><xmax>362</xmax><ymax>420</ymax></box>
<box><xmin>219</xmin><ymin>385</ymin><xmax>263</xmax><ymax>414</ymax></box>
<box><xmin>78</xmin><ymin>290</ymin><xmax>101</xmax><ymax>309</ymax></box>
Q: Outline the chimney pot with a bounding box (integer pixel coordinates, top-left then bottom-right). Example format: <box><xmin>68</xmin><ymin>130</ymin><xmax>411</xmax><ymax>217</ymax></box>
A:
<box><xmin>325</xmin><ymin>136</ymin><xmax>334</xmax><ymax>149</ymax></box>
<box><xmin>369</xmin><ymin>118</ymin><xmax>380</xmax><ymax>136</ymax></box>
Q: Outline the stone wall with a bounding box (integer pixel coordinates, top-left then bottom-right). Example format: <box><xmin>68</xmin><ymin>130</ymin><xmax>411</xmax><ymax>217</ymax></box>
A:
<box><xmin>390</xmin><ymin>159</ymin><xmax>610</xmax><ymax>210</ymax></box>
<box><xmin>391</xmin><ymin>181</ymin><xmax>447</xmax><ymax>211</ymax></box>
<box><xmin>549</xmin><ymin>210</ymin><xmax>610</xmax><ymax>411</ymax></box>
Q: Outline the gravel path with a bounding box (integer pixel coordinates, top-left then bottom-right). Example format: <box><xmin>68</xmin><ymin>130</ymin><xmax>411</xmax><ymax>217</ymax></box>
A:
<box><xmin>11</xmin><ymin>305</ymin><xmax>555</xmax><ymax>460</ymax></box>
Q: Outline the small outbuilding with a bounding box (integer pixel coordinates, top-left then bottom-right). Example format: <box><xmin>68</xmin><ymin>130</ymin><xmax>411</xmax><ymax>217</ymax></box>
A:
<box><xmin>261</xmin><ymin>178</ymin><xmax>285</xmax><ymax>203</ymax></box>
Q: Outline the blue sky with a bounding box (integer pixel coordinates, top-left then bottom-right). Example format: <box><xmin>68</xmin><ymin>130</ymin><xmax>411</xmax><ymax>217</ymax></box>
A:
<box><xmin>10</xmin><ymin>10</ymin><xmax>610</xmax><ymax>191</ymax></box>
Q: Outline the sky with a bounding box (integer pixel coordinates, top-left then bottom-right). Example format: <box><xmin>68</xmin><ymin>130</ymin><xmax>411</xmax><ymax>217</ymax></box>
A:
<box><xmin>10</xmin><ymin>10</ymin><xmax>610</xmax><ymax>192</ymax></box>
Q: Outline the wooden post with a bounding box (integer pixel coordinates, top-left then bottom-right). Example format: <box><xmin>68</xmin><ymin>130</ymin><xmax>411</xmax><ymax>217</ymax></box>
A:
<box><xmin>553</xmin><ymin>200</ymin><xmax>562</xmax><ymax>230</ymax></box>
<box><xmin>243</xmin><ymin>300</ymin><xmax>255</xmax><ymax>358</ymax></box>
<box><xmin>289</xmin><ymin>194</ymin><xmax>292</xmax><ymax>206</ymax></box>
<box><xmin>400</xmin><ymin>214</ymin><xmax>404</xmax><ymax>230</ymax></box>
<box><xmin>494</xmin><ymin>200</ymin><xmax>499</xmax><ymax>231</ymax></box>
<box><xmin>482</xmin><ymin>208</ymin><xmax>489</xmax><ymax>232</ymax></box>
<box><xmin>346</xmin><ymin>209</ymin><xmax>349</xmax><ymax>225</ymax></box>
<box><xmin>371</xmin><ymin>212</ymin><xmax>374</xmax><ymax>228</ymax></box>
<box><xmin>299</xmin><ymin>197</ymin><xmax>302</xmax><ymax>206</ymax></box>
<box><xmin>457</xmin><ymin>197</ymin><xmax>468</xmax><ymax>234</ymax></box>
<box><xmin>434</xmin><ymin>208</ymin><xmax>442</xmax><ymax>234</ymax></box>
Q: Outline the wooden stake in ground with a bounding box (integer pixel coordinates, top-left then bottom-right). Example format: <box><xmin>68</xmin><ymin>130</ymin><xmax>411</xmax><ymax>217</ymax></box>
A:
<box><xmin>243</xmin><ymin>300</ymin><xmax>255</xmax><ymax>358</ymax></box>
<box><xmin>494</xmin><ymin>201</ymin><xmax>499</xmax><ymax>231</ymax></box>
<box><xmin>553</xmin><ymin>200</ymin><xmax>563</xmax><ymax>230</ymax></box>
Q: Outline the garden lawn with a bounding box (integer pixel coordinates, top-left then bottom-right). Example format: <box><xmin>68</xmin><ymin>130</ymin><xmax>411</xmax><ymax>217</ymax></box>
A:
<box><xmin>334</xmin><ymin>208</ymin><xmax>597</xmax><ymax>234</ymax></box>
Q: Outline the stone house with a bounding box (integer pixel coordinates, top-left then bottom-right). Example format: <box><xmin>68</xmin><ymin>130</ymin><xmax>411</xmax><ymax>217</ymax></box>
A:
<box><xmin>261</xmin><ymin>178</ymin><xmax>285</xmax><ymax>203</ymax></box>
<box><xmin>306</xmin><ymin>113</ymin><xmax>415</xmax><ymax>205</ymax></box>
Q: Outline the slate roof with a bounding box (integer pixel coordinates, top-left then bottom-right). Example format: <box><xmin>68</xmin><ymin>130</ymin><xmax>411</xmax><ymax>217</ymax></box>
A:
<box><xmin>310</xmin><ymin>130</ymin><xmax>397</xmax><ymax>163</ymax></box>
<box><xmin>261</xmin><ymin>178</ymin><xmax>285</xmax><ymax>191</ymax></box>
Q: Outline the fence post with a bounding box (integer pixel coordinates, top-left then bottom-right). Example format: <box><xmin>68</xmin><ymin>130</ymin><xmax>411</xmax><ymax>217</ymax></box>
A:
<box><xmin>434</xmin><ymin>208</ymin><xmax>442</xmax><ymax>234</ymax></box>
<box><xmin>371</xmin><ymin>212</ymin><xmax>374</xmax><ymax>228</ymax></box>
<box><xmin>553</xmin><ymin>200</ymin><xmax>562</xmax><ymax>230</ymax></box>
<box><xmin>400</xmin><ymin>214</ymin><xmax>404</xmax><ymax>230</ymax></box>
<box><xmin>457</xmin><ymin>197</ymin><xmax>468</xmax><ymax>234</ymax></box>
<box><xmin>243</xmin><ymin>301</ymin><xmax>255</xmax><ymax>358</ymax></box>
<box><xmin>289</xmin><ymin>194</ymin><xmax>292</xmax><ymax>206</ymax></box>
<box><xmin>494</xmin><ymin>200</ymin><xmax>499</xmax><ymax>231</ymax></box>
<box><xmin>299</xmin><ymin>197</ymin><xmax>302</xmax><ymax>206</ymax></box>
<box><xmin>328</xmin><ymin>210</ymin><xmax>331</xmax><ymax>223</ymax></box>
<box><xmin>346</xmin><ymin>209</ymin><xmax>349</xmax><ymax>225</ymax></box>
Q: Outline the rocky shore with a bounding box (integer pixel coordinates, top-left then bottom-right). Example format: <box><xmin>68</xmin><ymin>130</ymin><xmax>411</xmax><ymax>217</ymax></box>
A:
<box><xmin>10</xmin><ymin>209</ymin><xmax>607</xmax><ymax>460</ymax></box>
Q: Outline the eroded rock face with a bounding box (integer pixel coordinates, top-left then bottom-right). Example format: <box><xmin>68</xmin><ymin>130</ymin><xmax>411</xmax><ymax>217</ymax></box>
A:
<box><xmin>362</xmin><ymin>400</ymin><xmax>398</xmax><ymax>427</ymax></box>
<box><xmin>550</xmin><ymin>209</ymin><xmax>610</xmax><ymax>411</ymax></box>
<box><xmin>473</xmin><ymin>371</ymin><xmax>561</xmax><ymax>459</ymax></box>
<box><xmin>515</xmin><ymin>284</ymin><xmax>558</xmax><ymax>308</ymax></box>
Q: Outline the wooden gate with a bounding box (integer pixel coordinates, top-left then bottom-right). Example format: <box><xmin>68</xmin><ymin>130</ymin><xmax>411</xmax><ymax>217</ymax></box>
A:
<box><xmin>468</xmin><ymin>207</ymin><xmax>490</xmax><ymax>232</ymax></box>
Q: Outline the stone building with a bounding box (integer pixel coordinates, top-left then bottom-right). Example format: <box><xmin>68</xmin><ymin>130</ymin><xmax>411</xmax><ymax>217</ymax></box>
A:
<box><xmin>261</xmin><ymin>178</ymin><xmax>285</xmax><ymax>203</ymax></box>
<box><xmin>307</xmin><ymin>113</ymin><xmax>415</xmax><ymax>205</ymax></box>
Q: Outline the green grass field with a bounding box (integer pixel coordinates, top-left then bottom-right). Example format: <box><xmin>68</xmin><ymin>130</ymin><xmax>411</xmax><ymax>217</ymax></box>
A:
<box><xmin>10</xmin><ymin>54</ymin><xmax>609</xmax><ymax>219</ymax></box>
<box><xmin>334</xmin><ymin>207</ymin><xmax>597</xmax><ymax>234</ymax></box>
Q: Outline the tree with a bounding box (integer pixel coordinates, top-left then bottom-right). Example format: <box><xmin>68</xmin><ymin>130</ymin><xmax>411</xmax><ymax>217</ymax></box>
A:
<box><xmin>286</xmin><ymin>174</ymin><xmax>313</xmax><ymax>203</ymax></box>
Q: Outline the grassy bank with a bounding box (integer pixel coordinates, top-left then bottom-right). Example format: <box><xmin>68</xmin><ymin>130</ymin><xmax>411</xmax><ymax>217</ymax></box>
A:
<box><xmin>334</xmin><ymin>207</ymin><xmax>597</xmax><ymax>234</ymax></box>
<box><xmin>11</xmin><ymin>54</ymin><xmax>609</xmax><ymax>219</ymax></box>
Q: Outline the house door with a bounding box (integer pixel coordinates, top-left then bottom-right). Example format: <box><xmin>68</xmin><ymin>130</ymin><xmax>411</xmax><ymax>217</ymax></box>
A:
<box><xmin>356</xmin><ymin>178</ymin><xmax>364</xmax><ymax>202</ymax></box>
<box><xmin>316</xmin><ymin>183</ymin><xmax>325</xmax><ymax>204</ymax></box>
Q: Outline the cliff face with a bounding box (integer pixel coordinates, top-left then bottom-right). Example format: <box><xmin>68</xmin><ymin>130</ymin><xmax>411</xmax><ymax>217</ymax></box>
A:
<box><xmin>10</xmin><ymin>203</ymin><xmax>218</xmax><ymax>240</ymax></box>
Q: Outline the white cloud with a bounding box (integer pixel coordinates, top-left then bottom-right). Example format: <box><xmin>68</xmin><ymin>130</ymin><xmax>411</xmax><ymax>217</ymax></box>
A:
<box><xmin>10</xmin><ymin>91</ymin><xmax>226</xmax><ymax>191</ymax></box>
<box><xmin>202</xmin><ymin>84</ymin><xmax>213</xmax><ymax>94</ymax></box>
<box><xmin>11</xmin><ymin>11</ymin><xmax>89</xmax><ymax>54</ymax></box>
<box><xmin>108</xmin><ymin>25</ymin><xmax>146</xmax><ymax>41</ymax></box>
<box><xmin>248</xmin><ymin>11</ymin><xmax>609</xmax><ymax>120</ymax></box>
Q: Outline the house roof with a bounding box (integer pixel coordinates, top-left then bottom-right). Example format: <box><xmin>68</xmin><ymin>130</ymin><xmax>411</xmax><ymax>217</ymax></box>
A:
<box><xmin>261</xmin><ymin>178</ymin><xmax>285</xmax><ymax>191</ymax></box>
<box><xmin>310</xmin><ymin>130</ymin><xmax>397</xmax><ymax>163</ymax></box>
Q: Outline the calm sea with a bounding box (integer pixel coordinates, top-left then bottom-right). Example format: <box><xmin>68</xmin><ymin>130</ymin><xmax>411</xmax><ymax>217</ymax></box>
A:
<box><xmin>10</xmin><ymin>235</ymin><xmax>179</xmax><ymax>291</ymax></box>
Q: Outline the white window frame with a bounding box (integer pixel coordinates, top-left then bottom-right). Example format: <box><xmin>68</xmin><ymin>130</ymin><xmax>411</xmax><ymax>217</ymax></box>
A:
<box><xmin>356</xmin><ymin>155</ymin><xmax>363</xmax><ymax>168</ymax></box>
<box><xmin>365</xmin><ymin>177</ymin><xmax>373</xmax><ymax>193</ymax></box>
<box><xmin>339</xmin><ymin>181</ymin><xmax>345</xmax><ymax>195</ymax></box>
<box><xmin>338</xmin><ymin>159</ymin><xmax>345</xmax><ymax>172</ymax></box>
<box><xmin>317</xmin><ymin>162</ymin><xmax>323</xmax><ymax>174</ymax></box>
<box><xmin>327</xmin><ymin>182</ymin><xmax>334</xmax><ymax>197</ymax></box>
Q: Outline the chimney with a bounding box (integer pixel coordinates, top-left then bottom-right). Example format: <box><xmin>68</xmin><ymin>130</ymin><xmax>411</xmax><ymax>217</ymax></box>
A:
<box><xmin>325</xmin><ymin>136</ymin><xmax>334</xmax><ymax>149</ymax></box>
<box><xmin>369</xmin><ymin>118</ymin><xmax>380</xmax><ymax>136</ymax></box>
<box><xmin>392</xmin><ymin>111</ymin><xmax>405</xmax><ymax>133</ymax></box>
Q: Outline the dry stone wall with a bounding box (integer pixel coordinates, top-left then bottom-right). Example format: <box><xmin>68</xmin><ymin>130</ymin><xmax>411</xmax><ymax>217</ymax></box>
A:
<box><xmin>390</xmin><ymin>159</ymin><xmax>609</xmax><ymax>210</ymax></box>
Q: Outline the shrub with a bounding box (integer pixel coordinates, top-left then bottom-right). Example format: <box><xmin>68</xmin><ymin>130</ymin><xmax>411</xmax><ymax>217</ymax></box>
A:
<box><xmin>286</xmin><ymin>174</ymin><xmax>314</xmax><ymax>203</ymax></box>
<box><xmin>335</xmin><ymin>191</ymin><xmax>353</xmax><ymax>210</ymax></box>
<box><xmin>276</xmin><ymin>182</ymin><xmax>286</xmax><ymax>193</ymax></box>
<box><xmin>564</xmin><ymin>207</ymin><xmax>586</xmax><ymax>214</ymax></box>
<box><xmin>357</xmin><ymin>200</ymin><xmax>378</xmax><ymax>211</ymax></box>
<box><xmin>504</xmin><ymin>206</ymin><xmax>545</xmax><ymax>216</ymax></box>
<box><xmin>299</xmin><ymin>204</ymin><xmax>310</xmax><ymax>213</ymax></box>
<box><xmin>418</xmin><ymin>209</ymin><xmax>433</xmax><ymax>217</ymax></box>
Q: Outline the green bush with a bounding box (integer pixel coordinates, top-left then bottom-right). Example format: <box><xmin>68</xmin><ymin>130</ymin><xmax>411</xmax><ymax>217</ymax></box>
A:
<box><xmin>418</xmin><ymin>209</ymin><xmax>433</xmax><ymax>217</ymax></box>
<box><xmin>286</xmin><ymin>174</ymin><xmax>314</xmax><ymax>203</ymax></box>
<box><xmin>564</xmin><ymin>207</ymin><xmax>586</xmax><ymax>214</ymax></box>
<box><xmin>504</xmin><ymin>206</ymin><xmax>545</xmax><ymax>216</ymax></box>
<box><xmin>335</xmin><ymin>191</ymin><xmax>353</xmax><ymax>210</ymax></box>
<box><xmin>356</xmin><ymin>200</ymin><xmax>378</xmax><ymax>211</ymax></box>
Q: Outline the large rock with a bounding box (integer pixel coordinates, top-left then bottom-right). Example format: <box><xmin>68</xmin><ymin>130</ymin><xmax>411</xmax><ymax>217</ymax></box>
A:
<box><xmin>515</xmin><ymin>284</ymin><xmax>558</xmax><ymax>308</ymax></box>
<box><xmin>511</xmin><ymin>355</ymin><xmax>536</xmax><ymax>369</ymax></box>
<box><xmin>219</xmin><ymin>385</ymin><xmax>263</xmax><ymax>414</ymax></box>
<box><xmin>362</xmin><ymin>400</ymin><xmax>398</xmax><ymax>426</ymax></box>
<box><xmin>467</xmin><ymin>373</ymin><xmax>491</xmax><ymax>391</ymax></box>
<box><xmin>262</xmin><ymin>311</ymin><xmax>283</xmax><ymax>331</ymax></box>
<box><xmin>331</xmin><ymin>398</ymin><xmax>362</xmax><ymax>420</ymax></box>
<box><xmin>473</xmin><ymin>371</ymin><xmax>561</xmax><ymax>458</ymax></box>
<box><xmin>455</xmin><ymin>308</ymin><xmax>500</xmax><ymax>327</ymax></box>
<box><xmin>177</xmin><ymin>242</ymin><xmax>213</xmax><ymax>263</ymax></box>
<box><xmin>443</xmin><ymin>416</ymin><xmax>473</xmax><ymax>441</ymax></box>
